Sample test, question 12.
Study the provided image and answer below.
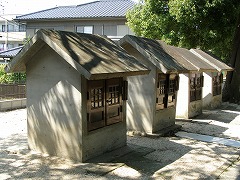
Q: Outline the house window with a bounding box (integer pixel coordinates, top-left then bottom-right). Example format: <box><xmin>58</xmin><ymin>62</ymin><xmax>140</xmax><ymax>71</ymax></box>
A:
<box><xmin>19</xmin><ymin>24</ymin><xmax>26</xmax><ymax>32</ymax></box>
<box><xmin>87</xmin><ymin>78</ymin><xmax>127</xmax><ymax>131</ymax></box>
<box><xmin>190</xmin><ymin>73</ymin><xmax>204</xmax><ymax>102</ymax></box>
<box><xmin>213</xmin><ymin>72</ymin><xmax>223</xmax><ymax>96</ymax></box>
<box><xmin>76</xmin><ymin>26</ymin><xmax>93</xmax><ymax>34</ymax></box>
<box><xmin>2</xmin><ymin>25</ymin><xmax>6</xmax><ymax>32</ymax></box>
<box><xmin>8</xmin><ymin>24</ymin><xmax>14</xmax><ymax>32</ymax></box>
<box><xmin>156</xmin><ymin>73</ymin><xmax>179</xmax><ymax>110</ymax></box>
<box><xmin>103</xmin><ymin>25</ymin><xmax>116</xmax><ymax>36</ymax></box>
<box><xmin>117</xmin><ymin>25</ymin><xmax>134</xmax><ymax>36</ymax></box>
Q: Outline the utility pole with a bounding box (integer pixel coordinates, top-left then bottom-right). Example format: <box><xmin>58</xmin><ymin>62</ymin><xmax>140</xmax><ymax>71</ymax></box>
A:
<box><xmin>0</xmin><ymin>0</ymin><xmax>7</xmax><ymax>50</ymax></box>
<box><xmin>4</xmin><ymin>17</ymin><xmax>7</xmax><ymax>50</ymax></box>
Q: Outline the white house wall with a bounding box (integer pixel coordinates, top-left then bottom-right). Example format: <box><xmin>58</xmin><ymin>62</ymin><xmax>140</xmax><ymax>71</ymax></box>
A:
<box><xmin>176</xmin><ymin>73</ymin><xmax>190</xmax><ymax>119</ymax></box>
<box><xmin>127</xmin><ymin>72</ymin><xmax>156</xmax><ymax>134</ymax></box>
<box><xmin>202</xmin><ymin>72</ymin><xmax>213</xmax><ymax>109</ymax></box>
<box><xmin>25</xmin><ymin>19</ymin><xmax>130</xmax><ymax>38</ymax></box>
<box><xmin>154</xmin><ymin>107</ymin><xmax>176</xmax><ymax>132</ymax></box>
<box><xmin>189</xmin><ymin>100</ymin><xmax>202</xmax><ymax>118</ymax></box>
<box><xmin>124</xmin><ymin>44</ymin><xmax>156</xmax><ymax>134</ymax></box>
<box><xmin>176</xmin><ymin>72</ymin><xmax>203</xmax><ymax>119</ymax></box>
<box><xmin>202</xmin><ymin>72</ymin><xmax>222</xmax><ymax>109</ymax></box>
<box><xmin>26</xmin><ymin>45</ymin><xmax>83</xmax><ymax>161</ymax></box>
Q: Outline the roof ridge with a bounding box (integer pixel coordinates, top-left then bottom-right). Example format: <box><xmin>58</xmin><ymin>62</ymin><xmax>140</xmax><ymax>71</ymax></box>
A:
<box><xmin>16</xmin><ymin>6</ymin><xmax>60</xmax><ymax>19</ymax></box>
<box><xmin>76</xmin><ymin>1</ymin><xmax>100</xmax><ymax>7</ymax></box>
<box><xmin>15</xmin><ymin>0</ymin><xmax>135</xmax><ymax>20</ymax></box>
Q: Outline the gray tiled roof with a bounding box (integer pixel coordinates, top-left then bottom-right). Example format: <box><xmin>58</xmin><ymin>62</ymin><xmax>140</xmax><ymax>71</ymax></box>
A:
<box><xmin>119</xmin><ymin>35</ymin><xmax>188</xmax><ymax>74</ymax></box>
<box><xmin>119</xmin><ymin>35</ymin><xmax>229</xmax><ymax>74</ymax></box>
<box><xmin>190</xmin><ymin>49</ymin><xmax>233</xmax><ymax>72</ymax></box>
<box><xmin>0</xmin><ymin>46</ymin><xmax>23</xmax><ymax>58</ymax></box>
<box><xmin>15</xmin><ymin>0</ymin><xmax>135</xmax><ymax>20</ymax></box>
<box><xmin>5</xmin><ymin>29</ymin><xmax>149</xmax><ymax>80</ymax></box>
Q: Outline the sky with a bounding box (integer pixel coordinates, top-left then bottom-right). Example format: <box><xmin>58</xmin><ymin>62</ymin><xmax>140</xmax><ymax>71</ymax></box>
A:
<box><xmin>0</xmin><ymin>0</ymin><xmax>139</xmax><ymax>15</ymax></box>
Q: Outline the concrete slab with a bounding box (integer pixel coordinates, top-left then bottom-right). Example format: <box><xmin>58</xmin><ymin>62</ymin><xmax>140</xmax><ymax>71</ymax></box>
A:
<box><xmin>176</xmin><ymin>131</ymin><xmax>240</xmax><ymax>148</ymax></box>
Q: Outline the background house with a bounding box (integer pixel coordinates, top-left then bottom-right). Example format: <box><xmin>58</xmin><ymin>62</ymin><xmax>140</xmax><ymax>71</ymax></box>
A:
<box><xmin>0</xmin><ymin>46</ymin><xmax>23</xmax><ymax>64</ymax></box>
<box><xmin>0</xmin><ymin>14</ymin><xmax>26</xmax><ymax>51</ymax></box>
<box><xmin>5</xmin><ymin>29</ymin><xmax>149</xmax><ymax>162</ymax></box>
<box><xmin>14</xmin><ymin>0</ymin><xmax>135</xmax><ymax>40</ymax></box>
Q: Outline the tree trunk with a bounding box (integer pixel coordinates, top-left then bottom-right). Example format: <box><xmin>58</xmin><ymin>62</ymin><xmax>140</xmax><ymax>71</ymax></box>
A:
<box><xmin>222</xmin><ymin>14</ymin><xmax>240</xmax><ymax>103</ymax></box>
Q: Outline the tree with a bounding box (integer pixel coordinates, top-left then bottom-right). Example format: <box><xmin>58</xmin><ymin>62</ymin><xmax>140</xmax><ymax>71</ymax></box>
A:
<box><xmin>223</xmin><ymin>15</ymin><xmax>240</xmax><ymax>102</ymax></box>
<box><xmin>127</xmin><ymin>0</ymin><xmax>240</xmax><ymax>61</ymax></box>
<box><xmin>127</xmin><ymin>0</ymin><xmax>240</xmax><ymax>102</ymax></box>
<box><xmin>0</xmin><ymin>65</ymin><xmax>26</xmax><ymax>84</ymax></box>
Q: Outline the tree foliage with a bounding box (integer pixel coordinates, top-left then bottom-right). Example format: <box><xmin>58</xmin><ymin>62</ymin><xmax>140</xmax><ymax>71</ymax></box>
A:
<box><xmin>0</xmin><ymin>65</ymin><xmax>26</xmax><ymax>84</ymax></box>
<box><xmin>127</xmin><ymin>0</ymin><xmax>240</xmax><ymax>61</ymax></box>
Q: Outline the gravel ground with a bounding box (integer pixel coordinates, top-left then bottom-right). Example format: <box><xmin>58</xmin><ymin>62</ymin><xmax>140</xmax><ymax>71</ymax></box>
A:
<box><xmin>0</xmin><ymin>103</ymin><xmax>240</xmax><ymax>179</ymax></box>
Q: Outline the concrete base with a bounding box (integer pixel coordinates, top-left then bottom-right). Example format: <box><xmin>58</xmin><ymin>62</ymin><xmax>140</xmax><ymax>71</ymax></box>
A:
<box><xmin>146</xmin><ymin>124</ymin><xmax>182</xmax><ymax>137</ymax></box>
<box><xmin>127</xmin><ymin>124</ymin><xmax>182</xmax><ymax>138</ymax></box>
<box><xmin>0</xmin><ymin>98</ymin><xmax>26</xmax><ymax>111</ymax></box>
<box><xmin>87</xmin><ymin>144</ymin><xmax>155</xmax><ymax>163</ymax></box>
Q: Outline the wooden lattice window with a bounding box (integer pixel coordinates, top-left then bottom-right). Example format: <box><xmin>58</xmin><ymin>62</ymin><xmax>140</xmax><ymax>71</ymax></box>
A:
<box><xmin>190</xmin><ymin>73</ymin><xmax>204</xmax><ymax>102</ymax></box>
<box><xmin>156</xmin><ymin>74</ymin><xmax>166</xmax><ymax>110</ymax></box>
<box><xmin>87</xmin><ymin>78</ymin><xmax>126</xmax><ymax>131</ymax></box>
<box><xmin>107</xmin><ymin>85</ymin><xmax>120</xmax><ymax>105</ymax></box>
<box><xmin>91</xmin><ymin>88</ymin><xmax>104</xmax><ymax>109</ymax></box>
<box><xmin>106</xmin><ymin>78</ymin><xmax>123</xmax><ymax>125</ymax></box>
<box><xmin>87</xmin><ymin>80</ymin><xmax>105</xmax><ymax>131</ymax></box>
<box><xmin>156</xmin><ymin>73</ymin><xmax>179</xmax><ymax>110</ymax></box>
<box><xmin>167</xmin><ymin>74</ymin><xmax>178</xmax><ymax>107</ymax></box>
<box><xmin>213</xmin><ymin>72</ymin><xmax>223</xmax><ymax>96</ymax></box>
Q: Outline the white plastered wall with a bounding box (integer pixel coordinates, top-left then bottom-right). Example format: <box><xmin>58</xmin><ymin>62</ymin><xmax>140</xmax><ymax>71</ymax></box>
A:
<box><xmin>26</xmin><ymin>45</ymin><xmax>83</xmax><ymax>161</ymax></box>
<box><xmin>176</xmin><ymin>73</ymin><xmax>190</xmax><ymax>119</ymax></box>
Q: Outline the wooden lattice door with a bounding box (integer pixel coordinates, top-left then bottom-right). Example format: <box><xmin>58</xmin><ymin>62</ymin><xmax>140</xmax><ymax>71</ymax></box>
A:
<box><xmin>87</xmin><ymin>80</ymin><xmax>105</xmax><ymax>131</ymax></box>
<box><xmin>87</xmin><ymin>78</ymin><xmax>123</xmax><ymax>131</ymax></box>
<box><xmin>106</xmin><ymin>78</ymin><xmax>123</xmax><ymax>125</ymax></box>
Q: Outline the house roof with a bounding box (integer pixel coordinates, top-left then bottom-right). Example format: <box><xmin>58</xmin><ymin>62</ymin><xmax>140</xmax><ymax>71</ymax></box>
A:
<box><xmin>5</xmin><ymin>29</ymin><xmax>149</xmax><ymax>80</ymax></box>
<box><xmin>119</xmin><ymin>35</ymin><xmax>226</xmax><ymax>74</ymax></box>
<box><xmin>156</xmin><ymin>41</ymin><xmax>199</xmax><ymax>72</ymax></box>
<box><xmin>15</xmin><ymin>0</ymin><xmax>135</xmax><ymax>21</ymax></box>
<box><xmin>170</xmin><ymin>46</ymin><xmax>217</xmax><ymax>72</ymax></box>
<box><xmin>190</xmin><ymin>49</ymin><xmax>233</xmax><ymax>72</ymax></box>
<box><xmin>0</xmin><ymin>46</ymin><xmax>23</xmax><ymax>58</ymax></box>
<box><xmin>119</xmin><ymin>35</ymin><xmax>189</xmax><ymax>74</ymax></box>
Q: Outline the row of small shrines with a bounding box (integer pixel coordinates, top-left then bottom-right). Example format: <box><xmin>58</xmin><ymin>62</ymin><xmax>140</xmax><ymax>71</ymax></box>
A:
<box><xmin>5</xmin><ymin>29</ymin><xmax>232</xmax><ymax>162</ymax></box>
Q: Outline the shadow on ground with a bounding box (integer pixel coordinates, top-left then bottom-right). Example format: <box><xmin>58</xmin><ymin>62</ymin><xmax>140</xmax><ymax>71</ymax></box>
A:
<box><xmin>1</xmin><ymin>103</ymin><xmax>240</xmax><ymax>179</ymax></box>
<box><xmin>177</xmin><ymin>103</ymin><xmax>240</xmax><ymax>140</ymax></box>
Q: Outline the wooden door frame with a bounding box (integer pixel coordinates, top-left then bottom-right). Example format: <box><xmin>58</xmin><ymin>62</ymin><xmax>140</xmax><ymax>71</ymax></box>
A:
<box><xmin>87</xmin><ymin>78</ymin><xmax>124</xmax><ymax>131</ymax></box>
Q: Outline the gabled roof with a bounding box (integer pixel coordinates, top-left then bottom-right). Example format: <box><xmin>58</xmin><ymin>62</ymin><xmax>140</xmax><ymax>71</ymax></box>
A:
<box><xmin>156</xmin><ymin>41</ymin><xmax>198</xmax><ymax>72</ymax></box>
<box><xmin>0</xmin><ymin>46</ymin><xmax>23</xmax><ymax>58</ymax></box>
<box><xmin>5</xmin><ymin>29</ymin><xmax>149</xmax><ymax>80</ymax></box>
<box><xmin>170</xmin><ymin>46</ymin><xmax>217</xmax><ymax>72</ymax></box>
<box><xmin>15</xmin><ymin>0</ymin><xmax>135</xmax><ymax>21</ymax></box>
<box><xmin>190</xmin><ymin>49</ymin><xmax>233</xmax><ymax>72</ymax></box>
<box><xmin>119</xmin><ymin>35</ymin><xmax>226</xmax><ymax>74</ymax></box>
<box><xmin>119</xmin><ymin>35</ymin><xmax>188</xmax><ymax>74</ymax></box>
